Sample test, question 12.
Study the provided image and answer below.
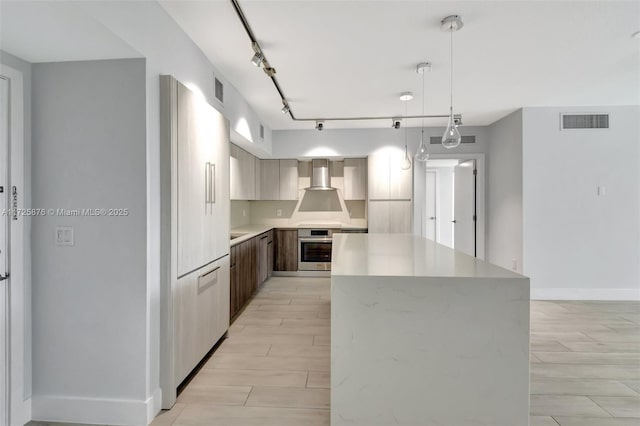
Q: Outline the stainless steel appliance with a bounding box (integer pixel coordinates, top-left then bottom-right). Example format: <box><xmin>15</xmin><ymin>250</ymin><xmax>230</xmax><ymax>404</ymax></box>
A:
<box><xmin>298</xmin><ymin>229</ymin><xmax>333</xmax><ymax>271</ymax></box>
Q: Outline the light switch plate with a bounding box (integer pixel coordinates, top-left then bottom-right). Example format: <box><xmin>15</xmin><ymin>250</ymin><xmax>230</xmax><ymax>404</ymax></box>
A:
<box><xmin>55</xmin><ymin>226</ymin><xmax>74</xmax><ymax>246</ymax></box>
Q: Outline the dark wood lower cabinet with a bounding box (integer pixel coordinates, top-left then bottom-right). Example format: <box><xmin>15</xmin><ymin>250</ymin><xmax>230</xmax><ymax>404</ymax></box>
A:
<box><xmin>230</xmin><ymin>229</ymin><xmax>276</xmax><ymax>320</ymax></box>
<box><xmin>275</xmin><ymin>229</ymin><xmax>298</xmax><ymax>271</ymax></box>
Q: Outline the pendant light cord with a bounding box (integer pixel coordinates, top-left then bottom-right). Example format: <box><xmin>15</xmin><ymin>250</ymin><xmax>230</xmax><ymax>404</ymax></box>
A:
<box><xmin>450</xmin><ymin>24</ymin><xmax>454</xmax><ymax>117</ymax></box>
<box><xmin>404</xmin><ymin>99</ymin><xmax>409</xmax><ymax>155</ymax></box>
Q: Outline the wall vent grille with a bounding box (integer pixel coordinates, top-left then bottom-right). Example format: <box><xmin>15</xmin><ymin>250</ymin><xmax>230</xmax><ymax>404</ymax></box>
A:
<box><xmin>214</xmin><ymin>76</ymin><xmax>224</xmax><ymax>104</ymax></box>
<box><xmin>561</xmin><ymin>113</ymin><xmax>609</xmax><ymax>129</ymax></box>
<box><xmin>430</xmin><ymin>135</ymin><xmax>475</xmax><ymax>144</ymax></box>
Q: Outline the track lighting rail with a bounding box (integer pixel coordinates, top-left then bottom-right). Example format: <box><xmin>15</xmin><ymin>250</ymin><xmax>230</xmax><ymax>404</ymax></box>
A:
<box><xmin>230</xmin><ymin>0</ymin><xmax>461</xmax><ymax>130</ymax></box>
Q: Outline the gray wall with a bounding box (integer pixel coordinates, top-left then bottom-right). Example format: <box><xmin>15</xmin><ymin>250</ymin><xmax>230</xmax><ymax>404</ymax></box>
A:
<box><xmin>487</xmin><ymin>109</ymin><xmax>523</xmax><ymax>273</ymax></box>
<box><xmin>31</xmin><ymin>59</ymin><xmax>147</xmax><ymax>401</ymax></box>
<box><xmin>523</xmin><ymin>106</ymin><xmax>640</xmax><ymax>299</ymax></box>
<box><xmin>0</xmin><ymin>49</ymin><xmax>32</xmax><ymax>400</ymax></box>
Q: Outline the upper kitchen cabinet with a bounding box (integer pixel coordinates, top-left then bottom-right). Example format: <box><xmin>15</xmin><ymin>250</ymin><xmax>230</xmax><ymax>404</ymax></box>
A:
<box><xmin>176</xmin><ymin>81</ymin><xmax>230</xmax><ymax>276</ymax></box>
<box><xmin>344</xmin><ymin>158</ymin><xmax>367</xmax><ymax>200</ymax></box>
<box><xmin>279</xmin><ymin>159</ymin><xmax>299</xmax><ymax>200</ymax></box>
<box><xmin>256</xmin><ymin>159</ymin><xmax>299</xmax><ymax>200</ymax></box>
<box><xmin>230</xmin><ymin>143</ymin><xmax>256</xmax><ymax>200</ymax></box>
<box><xmin>368</xmin><ymin>153</ymin><xmax>412</xmax><ymax>200</ymax></box>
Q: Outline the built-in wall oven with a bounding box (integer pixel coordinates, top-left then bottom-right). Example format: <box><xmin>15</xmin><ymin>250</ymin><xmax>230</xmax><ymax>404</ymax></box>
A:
<box><xmin>298</xmin><ymin>229</ymin><xmax>333</xmax><ymax>271</ymax></box>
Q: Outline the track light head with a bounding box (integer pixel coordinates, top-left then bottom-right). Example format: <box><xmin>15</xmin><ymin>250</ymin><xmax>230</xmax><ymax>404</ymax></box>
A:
<box><xmin>263</xmin><ymin>67</ymin><xmax>276</xmax><ymax>77</ymax></box>
<box><xmin>315</xmin><ymin>121</ymin><xmax>324</xmax><ymax>131</ymax></box>
<box><xmin>392</xmin><ymin>119</ymin><xmax>401</xmax><ymax>129</ymax></box>
<box><xmin>250</xmin><ymin>52</ymin><xmax>264</xmax><ymax>67</ymax></box>
<box><xmin>281</xmin><ymin>104</ymin><xmax>290</xmax><ymax>114</ymax></box>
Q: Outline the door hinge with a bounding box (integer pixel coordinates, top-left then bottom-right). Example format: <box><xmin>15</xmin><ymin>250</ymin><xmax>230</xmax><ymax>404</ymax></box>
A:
<box><xmin>473</xmin><ymin>215</ymin><xmax>477</xmax><ymax>222</ymax></box>
<box><xmin>473</xmin><ymin>169</ymin><xmax>477</xmax><ymax>176</ymax></box>
<box><xmin>0</xmin><ymin>273</ymin><xmax>9</xmax><ymax>281</ymax></box>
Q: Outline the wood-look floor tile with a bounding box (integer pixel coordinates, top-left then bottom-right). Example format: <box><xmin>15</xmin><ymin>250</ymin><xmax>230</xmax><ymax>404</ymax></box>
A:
<box><xmin>191</xmin><ymin>368</ymin><xmax>308</xmax><ymax>387</ymax></box>
<box><xmin>239</xmin><ymin>325</ymin><xmax>330</xmax><ymax>336</ymax></box>
<box><xmin>281</xmin><ymin>318</ymin><xmax>330</xmax><ymax>327</ymax></box>
<box><xmin>531</xmin><ymin>378</ymin><xmax>639</xmax><ymax>396</ymax></box>
<box><xmin>268</xmin><ymin>344</ymin><xmax>330</xmax><ymax>358</ymax></box>
<box><xmin>177</xmin><ymin>384</ymin><xmax>251</xmax><ymax>406</ymax></box>
<box><xmin>240</xmin><ymin>310</ymin><xmax>319</xmax><ymax>320</ymax></box>
<box><xmin>173</xmin><ymin>405</ymin><xmax>329</xmax><ymax>426</ymax></box>
<box><xmin>245</xmin><ymin>386</ymin><xmax>330</xmax><ymax>409</ymax></box>
<box><xmin>531</xmin><ymin>363</ymin><xmax>640</xmax><ymax>380</ymax></box>
<box><xmin>621</xmin><ymin>379</ymin><xmax>640</xmax><ymax>394</ymax></box>
<box><xmin>534</xmin><ymin>351</ymin><xmax>640</xmax><ymax>365</ymax></box>
<box><xmin>313</xmin><ymin>335</ymin><xmax>330</xmax><ymax>346</ymax></box>
<box><xmin>223</xmin><ymin>333</ymin><xmax>314</xmax><ymax>346</ymax></box>
<box><xmin>150</xmin><ymin>403</ymin><xmax>186</xmax><ymax>425</ymax></box>
<box><xmin>232</xmin><ymin>317</ymin><xmax>283</xmax><ymax>326</ymax></box>
<box><xmin>590</xmin><ymin>396</ymin><xmax>640</xmax><ymax>417</ymax></box>
<box><xmin>531</xmin><ymin>341</ymin><xmax>571</xmax><ymax>352</ymax></box>
<box><xmin>257</xmin><ymin>304</ymin><xmax>324</xmax><ymax>312</ymax></box>
<box><xmin>530</xmin><ymin>395</ymin><xmax>612</xmax><ymax>417</ymax></box>
<box><xmin>206</xmin><ymin>354</ymin><xmax>329</xmax><ymax>372</ymax></box>
<box><xmin>554</xmin><ymin>416</ymin><xmax>640</xmax><ymax>425</ymax></box>
<box><xmin>307</xmin><ymin>371</ymin><xmax>330</xmax><ymax>389</ymax></box>
<box><xmin>217</xmin><ymin>342</ymin><xmax>271</xmax><ymax>356</ymax></box>
<box><xmin>529</xmin><ymin>416</ymin><xmax>560</xmax><ymax>426</ymax></box>
<box><xmin>560</xmin><ymin>341</ymin><xmax>640</xmax><ymax>353</ymax></box>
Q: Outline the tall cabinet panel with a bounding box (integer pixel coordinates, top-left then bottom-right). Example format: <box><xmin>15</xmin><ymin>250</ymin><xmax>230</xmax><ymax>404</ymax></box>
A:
<box><xmin>259</xmin><ymin>159</ymin><xmax>280</xmax><ymax>200</ymax></box>
<box><xmin>176</xmin><ymin>82</ymin><xmax>229</xmax><ymax>276</ymax></box>
<box><xmin>160</xmin><ymin>76</ymin><xmax>230</xmax><ymax>408</ymax></box>
<box><xmin>367</xmin><ymin>153</ymin><xmax>413</xmax><ymax>233</ymax></box>
<box><xmin>344</xmin><ymin>158</ymin><xmax>367</xmax><ymax>200</ymax></box>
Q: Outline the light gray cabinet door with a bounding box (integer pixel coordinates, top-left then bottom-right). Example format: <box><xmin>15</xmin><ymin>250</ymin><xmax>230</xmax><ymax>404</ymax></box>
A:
<box><xmin>259</xmin><ymin>159</ymin><xmax>280</xmax><ymax>200</ymax></box>
<box><xmin>367</xmin><ymin>154</ymin><xmax>390</xmax><ymax>200</ymax></box>
<box><xmin>242</xmin><ymin>149</ymin><xmax>256</xmax><ymax>200</ymax></box>
<box><xmin>230</xmin><ymin>144</ymin><xmax>241</xmax><ymax>200</ymax></box>
<box><xmin>367</xmin><ymin>201</ymin><xmax>390</xmax><ymax>233</ymax></box>
<box><xmin>344</xmin><ymin>158</ymin><xmax>367</xmax><ymax>200</ymax></box>
<box><xmin>368</xmin><ymin>200</ymin><xmax>412</xmax><ymax>234</ymax></box>
<box><xmin>279</xmin><ymin>159</ymin><xmax>299</xmax><ymax>200</ymax></box>
<box><xmin>389</xmin><ymin>152</ymin><xmax>412</xmax><ymax>200</ymax></box>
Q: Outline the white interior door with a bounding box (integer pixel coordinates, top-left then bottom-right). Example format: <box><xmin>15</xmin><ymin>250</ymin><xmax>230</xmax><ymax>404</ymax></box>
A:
<box><xmin>453</xmin><ymin>160</ymin><xmax>476</xmax><ymax>257</ymax></box>
<box><xmin>425</xmin><ymin>170</ymin><xmax>436</xmax><ymax>240</ymax></box>
<box><xmin>0</xmin><ymin>75</ymin><xmax>9</xmax><ymax>426</ymax></box>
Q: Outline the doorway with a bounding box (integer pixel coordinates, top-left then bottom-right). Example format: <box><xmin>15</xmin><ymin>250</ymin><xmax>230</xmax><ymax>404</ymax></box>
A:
<box><xmin>422</xmin><ymin>155</ymin><xmax>484</xmax><ymax>259</ymax></box>
<box><xmin>1</xmin><ymin>74</ymin><xmax>9</xmax><ymax>426</ymax></box>
<box><xmin>0</xmin><ymin>63</ymin><xmax>28</xmax><ymax>426</ymax></box>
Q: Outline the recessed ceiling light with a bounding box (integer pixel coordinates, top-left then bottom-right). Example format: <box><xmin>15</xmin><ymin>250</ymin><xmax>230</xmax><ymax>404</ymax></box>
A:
<box><xmin>400</xmin><ymin>92</ymin><xmax>413</xmax><ymax>101</ymax></box>
<box><xmin>633</xmin><ymin>30</ymin><xmax>640</xmax><ymax>39</ymax></box>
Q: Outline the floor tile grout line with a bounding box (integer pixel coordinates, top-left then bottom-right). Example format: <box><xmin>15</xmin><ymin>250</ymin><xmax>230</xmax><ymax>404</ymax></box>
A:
<box><xmin>243</xmin><ymin>386</ymin><xmax>254</xmax><ymax>407</ymax></box>
<box><xmin>586</xmin><ymin>395</ymin><xmax>616</xmax><ymax>417</ymax></box>
<box><xmin>550</xmin><ymin>416</ymin><xmax>561</xmax><ymax>426</ymax></box>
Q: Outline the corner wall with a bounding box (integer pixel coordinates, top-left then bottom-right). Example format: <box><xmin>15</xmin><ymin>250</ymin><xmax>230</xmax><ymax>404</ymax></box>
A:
<box><xmin>522</xmin><ymin>106</ymin><xmax>640</xmax><ymax>300</ymax></box>
<box><xmin>486</xmin><ymin>109</ymin><xmax>523</xmax><ymax>273</ymax></box>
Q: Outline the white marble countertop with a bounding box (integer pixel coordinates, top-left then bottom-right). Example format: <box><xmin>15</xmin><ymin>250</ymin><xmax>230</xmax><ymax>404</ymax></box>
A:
<box><xmin>331</xmin><ymin>233</ymin><xmax>526</xmax><ymax>279</ymax></box>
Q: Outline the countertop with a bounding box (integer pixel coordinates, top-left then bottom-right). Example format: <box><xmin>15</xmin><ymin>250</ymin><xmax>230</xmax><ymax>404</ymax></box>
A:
<box><xmin>230</xmin><ymin>223</ymin><xmax>368</xmax><ymax>247</ymax></box>
<box><xmin>331</xmin><ymin>233</ymin><xmax>526</xmax><ymax>279</ymax></box>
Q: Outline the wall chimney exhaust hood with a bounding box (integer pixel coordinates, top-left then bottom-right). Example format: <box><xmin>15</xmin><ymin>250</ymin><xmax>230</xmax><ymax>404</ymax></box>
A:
<box><xmin>305</xmin><ymin>159</ymin><xmax>336</xmax><ymax>191</ymax></box>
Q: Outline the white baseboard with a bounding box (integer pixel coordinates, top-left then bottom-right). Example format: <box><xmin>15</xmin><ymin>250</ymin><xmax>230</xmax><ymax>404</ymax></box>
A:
<box><xmin>531</xmin><ymin>287</ymin><xmax>640</xmax><ymax>301</ymax></box>
<box><xmin>32</xmin><ymin>389</ymin><xmax>163</xmax><ymax>426</ymax></box>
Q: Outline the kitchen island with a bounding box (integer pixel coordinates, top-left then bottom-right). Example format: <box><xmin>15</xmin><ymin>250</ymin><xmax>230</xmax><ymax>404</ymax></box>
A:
<box><xmin>331</xmin><ymin>233</ymin><xmax>530</xmax><ymax>426</ymax></box>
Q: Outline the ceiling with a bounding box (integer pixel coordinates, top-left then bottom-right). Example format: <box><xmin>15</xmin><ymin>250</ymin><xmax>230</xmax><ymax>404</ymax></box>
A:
<box><xmin>1</xmin><ymin>1</ymin><xmax>639</xmax><ymax>130</ymax></box>
<box><xmin>159</xmin><ymin>0</ymin><xmax>640</xmax><ymax>129</ymax></box>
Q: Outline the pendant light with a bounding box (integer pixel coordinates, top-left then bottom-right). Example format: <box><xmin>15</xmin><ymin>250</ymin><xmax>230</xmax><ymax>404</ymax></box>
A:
<box><xmin>441</xmin><ymin>15</ymin><xmax>463</xmax><ymax>149</ymax></box>
<box><xmin>400</xmin><ymin>94</ymin><xmax>412</xmax><ymax>170</ymax></box>
<box><xmin>414</xmin><ymin>62</ymin><xmax>431</xmax><ymax>162</ymax></box>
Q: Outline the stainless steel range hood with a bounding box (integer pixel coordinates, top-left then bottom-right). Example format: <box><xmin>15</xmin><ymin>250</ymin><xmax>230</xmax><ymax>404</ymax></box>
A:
<box><xmin>305</xmin><ymin>159</ymin><xmax>336</xmax><ymax>191</ymax></box>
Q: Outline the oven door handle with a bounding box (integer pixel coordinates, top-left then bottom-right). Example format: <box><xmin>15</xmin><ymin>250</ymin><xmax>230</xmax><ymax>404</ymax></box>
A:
<box><xmin>298</xmin><ymin>238</ymin><xmax>333</xmax><ymax>243</ymax></box>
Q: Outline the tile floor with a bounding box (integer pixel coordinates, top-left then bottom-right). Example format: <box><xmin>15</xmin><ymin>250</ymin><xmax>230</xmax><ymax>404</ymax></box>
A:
<box><xmin>30</xmin><ymin>276</ymin><xmax>640</xmax><ymax>426</ymax></box>
<box><xmin>149</xmin><ymin>277</ymin><xmax>640</xmax><ymax>426</ymax></box>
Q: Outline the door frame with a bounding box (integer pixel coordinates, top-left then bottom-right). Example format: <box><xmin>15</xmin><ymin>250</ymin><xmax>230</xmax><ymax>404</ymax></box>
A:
<box><xmin>424</xmin><ymin>169</ymin><xmax>437</xmax><ymax>241</ymax></box>
<box><xmin>426</xmin><ymin>154</ymin><xmax>485</xmax><ymax>260</ymax></box>
<box><xmin>0</xmin><ymin>63</ymin><xmax>30</xmax><ymax>425</ymax></box>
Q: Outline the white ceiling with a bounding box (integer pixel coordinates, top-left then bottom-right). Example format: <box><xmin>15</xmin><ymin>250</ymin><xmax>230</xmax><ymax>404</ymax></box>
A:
<box><xmin>0</xmin><ymin>1</ymin><xmax>141</xmax><ymax>63</ymax></box>
<box><xmin>159</xmin><ymin>0</ymin><xmax>640</xmax><ymax>129</ymax></box>
<box><xmin>1</xmin><ymin>1</ymin><xmax>638</xmax><ymax>130</ymax></box>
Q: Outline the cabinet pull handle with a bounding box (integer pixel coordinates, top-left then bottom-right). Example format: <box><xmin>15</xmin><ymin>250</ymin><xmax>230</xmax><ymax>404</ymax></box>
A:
<box><xmin>210</xmin><ymin>163</ymin><xmax>216</xmax><ymax>204</ymax></box>
<box><xmin>200</xmin><ymin>266</ymin><xmax>220</xmax><ymax>278</ymax></box>
<box><xmin>205</xmin><ymin>162</ymin><xmax>210</xmax><ymax>210</ymax></box>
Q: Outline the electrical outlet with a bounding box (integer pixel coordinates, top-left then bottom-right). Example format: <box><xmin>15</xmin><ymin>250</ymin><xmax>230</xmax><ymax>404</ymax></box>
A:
<box><xmin>276</xmin><ymin>208</ymin><xmax>282</xmax><ymax>217</ymax></box>
<box><xmin>242</xmin><ymin>209</ymin><xmax>247</xmax><ymax>217</ymax></box>
<box><xmin>597</xmin><ymin>185</ymin><xmax>606</xmax><ymax>196</ymax></box>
